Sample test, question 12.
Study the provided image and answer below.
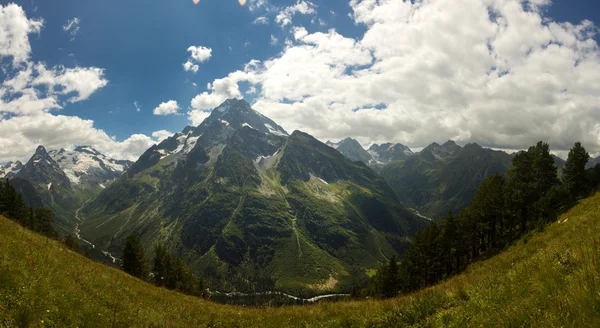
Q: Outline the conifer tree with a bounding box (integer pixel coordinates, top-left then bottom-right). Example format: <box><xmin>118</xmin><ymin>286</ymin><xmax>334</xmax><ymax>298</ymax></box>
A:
<box><xmin>563</xmin><ymin>142</ymin><xmax>590</xmax><ymax>200</ymax></box>
<box><xmin>122</xmin><ymin>234</ymin><xmax>147</xmax><ymax>280</ymax></box>
<box><xmin>34</xmin><ymin>208</ymin><xmax>55</xmax><ymax>237</ymax></box>
<box><xmin>153</xmin><ymin>244</ymin><xmax>171</xmax><ymax>287</ymax></box>
<box><xmin>382</xmin><ymin>255</ymin><xmax>399</xmax><ymax>298</ymax></box>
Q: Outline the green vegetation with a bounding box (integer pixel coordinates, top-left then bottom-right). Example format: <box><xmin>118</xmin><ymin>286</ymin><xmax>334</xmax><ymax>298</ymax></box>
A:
<box><xmin>0</xmin><ymin>179</ymin><xmax>57</xmax><ymax>238</ymax></box>
<box><xmin>80</xmin><ymin>127</ymin><xmax>426</xmax><ymax>295</ymax></box>
<box><xmin>366</xmin><ymin>141</ymin><xmax>599</xmax><ymax>297</ymax></box>
<box><xmin>2</xmin><ymin>187</ymin><xmax>600</xmax><ymax>326</ymax></box>
<box><xmin>381</xmin><ymin>142</ymin><xmax>513</xmax><ymax>219</ymax></box>
<box><xmin>122</xmin><ymin>234</ymin><xmax>148</xmax><ymax>280</ymax></box>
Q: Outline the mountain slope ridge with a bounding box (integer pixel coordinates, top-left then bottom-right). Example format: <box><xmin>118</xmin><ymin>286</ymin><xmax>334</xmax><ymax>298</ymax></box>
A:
<box><xmin>80</xmin><ymin>99</ymin><xmax>426</xmax><ymax>294</ymax></box>
<box><xmin>2</xmin><ymin>190</ymin><xmax>599</xmax><ymax>326</ymax></box>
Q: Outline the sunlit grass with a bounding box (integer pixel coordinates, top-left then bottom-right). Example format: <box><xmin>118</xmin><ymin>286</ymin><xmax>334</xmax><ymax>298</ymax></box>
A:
<box><xmin>2</xmin><ymin>192</ymin><xmax>600</xmax><ymax>326</ymax></box>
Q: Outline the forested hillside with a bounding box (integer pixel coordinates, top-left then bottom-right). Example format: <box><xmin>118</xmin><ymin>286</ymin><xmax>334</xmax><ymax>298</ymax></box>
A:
<box><xmin>2</xmin><ymin>186</ymin><xmax>600</xmax><ymax>326</ymax></box>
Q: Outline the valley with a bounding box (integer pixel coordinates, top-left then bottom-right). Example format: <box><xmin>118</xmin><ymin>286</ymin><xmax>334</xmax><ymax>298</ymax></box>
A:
<box><xmin>2</xmin><ymin>189</ymin><xmax>599</xmax><ymax>326</ymax></box>
<box><xmin>4</xmin><ymin>98</ymin><xmax>598</xmax><ymax>297</ymax></box>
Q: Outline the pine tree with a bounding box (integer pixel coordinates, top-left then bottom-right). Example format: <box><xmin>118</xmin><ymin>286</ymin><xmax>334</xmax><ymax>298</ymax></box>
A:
<box><xmin>153</xmin><ymin>244</ymin><xmax>171</xmax><ymax>287</ymax></box>
<box><xmin>382</xmin><ymin>255</ymin><xmax>399</xmax><ymax>298</ymax></box>
<box><xmin>122</xmin><ymin>234</ymin><xmax>147</xmax><ymax>280</ymax></box>
<box><xmin>34</xmin><ymin>208</ymin><xmax>56</xmax><ymax>237</ymax></box>
<box><xmin>563</xmin><ymin>142</ymin><xmax>590</xmax><ymax>200</ymax></box>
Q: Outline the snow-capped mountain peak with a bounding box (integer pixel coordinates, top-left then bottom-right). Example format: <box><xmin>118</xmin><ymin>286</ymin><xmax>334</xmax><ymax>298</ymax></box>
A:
<box><xmin>203</xmin><ymin>98</ymin><xmax>288</xmax><ymax>137</ymax></box>
<box><xmin>48</xmin><ymin>146</ymin><xmax>132</xmax><ymax>187</ymax></box>
<box><xmin>368</xmin><ymin>142</ymin><xmax>414</xmax><ymax>163</ymax></box>
<box><xmin>0</xmin><ymin>160</ymin><xmax>24</xmax><ymax>178</ymax></box>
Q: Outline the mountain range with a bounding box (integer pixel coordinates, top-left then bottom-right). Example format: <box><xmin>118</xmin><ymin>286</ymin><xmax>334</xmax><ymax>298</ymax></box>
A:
<box><xmin>75</xmin><ymin>99</ymin><xmax>426</xmax><ymax>293</ymax></box>
<box><xmin>5</xmin><ymin>98</ymin><xmax>598</xmax><ymax>294</ymax></box>
<box><xmin>1</xmin><ymin>145</ymin><xmax>132</xmax><ymax>232</ymax></box>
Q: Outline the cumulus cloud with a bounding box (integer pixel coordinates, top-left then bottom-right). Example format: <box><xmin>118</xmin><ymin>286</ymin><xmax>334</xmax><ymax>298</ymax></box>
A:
<box><xmin>0</xmin><ymin>113</ymin><xmax>161</xmax><ymax>162</ymax></box>
<box><xmin>151</xmin><ymin>130</ymin><xmax>174</xmax><ymax>142</ymax></box>
<box><xmin>0</xmin><ymin>63</ymin><xmax>108</xmax><ymax>116</ymax></box>
<box><xmin>63</xmin><ymin>17</ymin><xmax>80</xmax><ymax>41</ymax></box>
<box><xmin>153</xmin><ymin>100</ymin><xmax>180</xmax><ymax>116</ymax></box>
<box><xmin>0</xmin><ymin>4</ymin><xmax>157</xmax><ymax>162</ymax></box>
<box><xmin>182</xmin><ymin>45</ymin><xmax>212</xmax><ymax>73</ymax></box>
<box><xmin>275</xmin><ymin>0</ymin><xmax>317</xmax><ymax>27</ymax></box>
<box><xmin>187</xmin><ymin>46</ymin><xmax>212</xmax><ymax>62</ymax></box>
<box><xmin>191</xmin><ymin>0</ymin><xmax>600</xmax><ymax>153</ymax></box>
<box><xmin>183</xmin><ymin>61</ymin><xmax>199</xmax><ymax>73</ymax></box>
<box><xmin>0</xmin><ymin>4</ymin><xmax>43</xmax><ymax>64</ymax></box>
<box><xmin>134</xmin><ymin>101</ymin><xmax>141</xmax><ymax>112</ymax></box>
<box><xmin>190</xmin><ymin>65</ymin><xmax>261</xmax><ymax>111</ymax></box>
<box><xmin>187</xmin><ymin>109</ymin><xmax>212</xmax><ymax>126</ymax></box>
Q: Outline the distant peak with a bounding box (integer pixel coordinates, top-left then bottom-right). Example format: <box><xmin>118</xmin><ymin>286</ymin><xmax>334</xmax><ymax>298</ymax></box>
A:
<box><xmin>215</xmin><ymin>98</ymin><xmax>249</xmax><ymax>112</ymax></box>
<box><xmin>35</xmin><ymin>145</ymin><xmax>47</xmax><ymax>155</ymax></box>
<box><xmin>442</xmin><ymin>140</ymin><xmax>457</xmax><ymax>147</ymax></box>
<box><xmin>74</xmin><ymin>146</ymin><xmax>101</xmax><ymax>155</ymax></box>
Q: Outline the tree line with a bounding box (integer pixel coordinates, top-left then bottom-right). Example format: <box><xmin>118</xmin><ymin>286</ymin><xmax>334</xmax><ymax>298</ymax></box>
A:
<box><xmin>121</xmin><ymin>234</ymin><xmax>207</xmax><ymax>298</ymax></box>
<box><xmin>1</xmin><ymin>178</ymin><xmax>206</xmax><ymax>299</ymax></box>
<box><xmin>365</xmin><ymin>141</ymin><xmax>598</xmax><ymax>297</ymax></box>
<box><xmin>0</xmin><ymin>179</ymin><xmax>57</xmax><ymax>238</ymax></box>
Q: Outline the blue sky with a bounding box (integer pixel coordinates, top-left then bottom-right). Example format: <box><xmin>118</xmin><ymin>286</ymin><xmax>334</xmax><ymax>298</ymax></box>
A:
<box><xmin>1</xmin><ymin>0</ymin><xmax>600</xmax><ymax>162</ymax></box>
<box><xmin>4</xmin><ymin>0</ymin><xmax>366</xmax><ymax>140</ymax></box>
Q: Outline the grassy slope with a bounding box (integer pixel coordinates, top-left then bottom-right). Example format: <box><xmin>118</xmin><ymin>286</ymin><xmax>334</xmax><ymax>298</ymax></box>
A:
<box><xmin>2</xmin><ymin>192</ymin><xmax>600</xmax><ymax>327</ymax></box>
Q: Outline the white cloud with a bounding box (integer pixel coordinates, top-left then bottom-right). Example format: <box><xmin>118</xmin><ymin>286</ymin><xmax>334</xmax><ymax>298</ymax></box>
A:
<box><xmin>190</xmin><ymin>68</ymin><xmax>260</xmax><ymax>111</ymax></box>
<box><xmin>183</xmin><ymin>61</ymin><xmax>199</xmax><ymax>73</ymax></box>
<box><xmin>183</xmin><ymin>46</ymin><xmax>212</xmax><ymax>73</ymax></box>
<box><xmin>270</xmin><ymin>34</ymin><xmax>278</xmax><ymax>45</ymax></box>
<box><xmin>191</xmin><ymin>0</ymin><xmax>600</xmax><ymax>153</ymax></box>
<box><xmin>0</xmin><ymin>113</ymin><xmax>160</xmax><ymax>162</ymax></box>
<box><xmin>187</xmin><ymin>109</ymin><xmax>211</xmax><ymax>126</ymax></box>
<box><xmin>187</xmin><ymin>45</ymin><xmax>212</xmax><ymax>62</ymax></box>
<box><xmin>248</xmin><ymin>0</ymin><xmax>271</xmax><ymax>12</ymax></box>
<box><xmin>0</xmin><ymin>4</ymin><xmax>43</xmax><ymax>64</ymax></box>
<box><xmin>63</xmin><ymin>17</ymin><xmax>80</xmax><ymax>41</ymax></box>
<box><xmin>151</xmin><ymin>130</ymin><xmax>173</xmax><ymax>142</ymax></box>
<box><xmin>1</xmin><ymin>62</ymin><xmax>108</xmax><ymax>115</ymax></box>
<box><xmin>134</xmin><ymin>101</ymin><xmax>141</xmax><ymax>112</ymax></box>
<box><xmin>153</xmin><ymin>100</ymin><xmax>180</xmax><ymax>116</ymax></box>
<box><xmin>253</xmin><ymin>16</ymin><xmax>269</xmax><ymax>25</ymax></box>
<box><xmin>0</xmin><ymin>4</ymin><xmax>155</xmax><ymax>163</ymax></box>
<box><xmin>275</xmin><ymin>1</ymin><xmax>317</xmax><ymax>27</ymax></box>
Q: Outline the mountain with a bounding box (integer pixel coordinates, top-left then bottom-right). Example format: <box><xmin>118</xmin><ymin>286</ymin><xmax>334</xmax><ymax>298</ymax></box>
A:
<box><xmin>2</xmin><ymin>190</ymin><xmax>599</xmax><ymax>326</ymax></box>
<box><xmin>381</xmin><ymin>142</ymin><xmax>513</xmax><ymax>219</ymax></box>
<box><xmin>368</xmin><ymin>142</ymin><xmax>414</xmax><ymax>163</ymax></box>
<box><xmin>48</xmin><ymin>146</ymin><xmax>133</xmax><ymax>191</ymax></box>
<box><xmin>326</xmin><ymin>139</ymin><xmax>415</xmax><ymax>173</ymax></box>
<box><xmin>0</xmin><ymin>160</ymin><xmax>23</xmax><ymax>178</ymax></box>
<box><xmin>9</xmin><ymin>145</ymin><xmax>132</xmax><ymax>233</ymax></box>
<box><xmin>587</xmin><ymin>156</ymin><xmax>600</xmax><ymax>169</ymax></box>
<box><xmin>326</xmin><ymin>137</ymin><xmax>373</xmax><ymax>163</ymax></box>
<box><xmin>80</xmin><ymin>98</ymin><xmax>427</xmax><ymax>294</ymax></box>
<box><xmin>13</xmin><ymin>146</ymin><xmax>77</xmax><ymax>232</ymax></box>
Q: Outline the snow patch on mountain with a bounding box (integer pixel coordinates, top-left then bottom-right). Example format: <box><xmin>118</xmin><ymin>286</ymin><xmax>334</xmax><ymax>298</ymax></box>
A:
<box><xmin>183</xmin><ymin>136</ymin><xmax>200</xmax><ymax>154</ymax></box>
<box><xmin>0</xmin><ymin>161</ymin><xmax>23</xmax><ymax>178</ymax></box>
<box><xmin>255</xmin><ymin>149</ymin><xmax>280</xmax><ymax>164</ymax></box>
<box><xmin>48</xmin><ymin>147</ymin><xmax>131</xmax><ymax>187</ymax></box>
<box><xmin>265</xmin><ymin>123</ymin><xmax>286</xmax><ymax>137</ymax></box>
